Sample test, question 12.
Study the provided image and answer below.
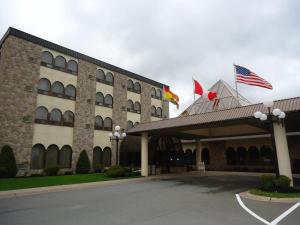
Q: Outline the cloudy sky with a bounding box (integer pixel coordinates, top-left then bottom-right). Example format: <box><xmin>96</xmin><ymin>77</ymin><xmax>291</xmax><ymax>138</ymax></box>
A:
<box><xmin>1</xmin><ymin>0</ymin><xmax>299</xmax><ymax>117</ymax></box>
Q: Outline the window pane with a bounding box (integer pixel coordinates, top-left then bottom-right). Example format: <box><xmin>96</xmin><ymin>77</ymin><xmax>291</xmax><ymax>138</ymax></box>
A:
<box><xmin>96</xmin><ymin>92</ymin><xmax>104</xmax><ymax>105</ymax></box>
<box><xmin>134</xmin><ymin>82</ymin><xmax>141</xmax><ymax>92</ymax></box>
<box><xmin>151</xmin><ymin>106</ymin><xmax>156</xmax><ymax>116</ymax></box>
<box><xmin>59</xmin><ymin>146</ymin><xmax>72</xmax><ymax>168</ymax></box>
<box><xmin>127</xmin><ymin>100</ymin><xmax>134</xmax><ymax>111</ymax></box>
<box><xmin>104</xmin><ymin>95</ymin><xmax>113</xmax><ymax>106</ymax></box>
<box><xmin>36</xmin><ymin>107</ymin><xmax>48</xmax><ymax>120</ymax></box>
<box><xmin>127</xmin><ymin>80</ymin><xmax>134</xmax><ymax>90</ymax></box>
<box><xmin>52</xmin><ymin>82</ymin><xmax>64</xmax><ymax>95</ymax></box>
<box><xmin>31</xmin><ymin>144</ymin><xmax>45</xmax><ymax>169</ymax></box>
<box><xmin>103</xmin><ymin>118</ymin><xmax>112</xmax><ymax>130</ymax></box>
<box><xmin>156</xmin><ymin>89</ymin><xmax>162</xmax><ymax>98</ymax></box>
<box><xmin>151</xmin><ymin>88</ymin><xmax>156</xmax><ymax>97</ymax></box>
<box><xmin>93</xmin><ymin>147</ymin><xmax>103</xmax><ymax>165</ymax></box>
<box><xmin>65</xmin><ymin>85</ymin><xmax>76</xmax><ymax>98</ymax></box>
<box><xmin>63</xmin><ymin>111</ymin><xmax>74</xmax><ymax>124</ymax></box>
<box><xmin>54</xmin><ymin>56</ymin><xmax>66</xmax><ymax>68</ymax></box>
<box><xmin>38</xmin><ymin>79</ymin><xmax>51</xmax><ymax>92</ymax></box>
<box><xmin>106</xmin><ymin>72</ymin><xmax>114</xmax><ymax>84</ymax></box>
<box><xmin>156</xmin><ymin>107</ymin><xmax>162</xmax><ymax>117</ymax></box>
<box><xmin>50</xmin><ymin>109</ymin><xmax>62</xmax><ymax>122</ymax></box>
<box><xmin>103</xmin><ymin>147</ymin><xmax>112</xmax><ymax>166</ymax></box>
<box><xmin>95</xmin><ymin>116</ymin><xmax>103</xmax><ymax>129</ymax></box>
<box><xmin>134</xmin><ymin>102</ymin><xmax>141</xmax><ymax>112</ymax></box>
<box><xmin>41</xmin><ymin>51</ymin><xmax>53</xmax><ymax>64</ymax></box>
<box><xmin>127</xmin><ymin>121</ymin><xmax>133</xmax><ymax>129</ymax></box>
<box><xmin>46</xmin><ymin>145</ymin><xmax>59</xmax><ymax>167</ymax></box>
<box><xmin>96</xmin><ymin>69</ymin><xmax>105</xmax><ymax>81</ymax></box>
<box><xmin>67</xmin><ymin>60</ymin><xmax>78</xmax><ymax>72</ymax></box>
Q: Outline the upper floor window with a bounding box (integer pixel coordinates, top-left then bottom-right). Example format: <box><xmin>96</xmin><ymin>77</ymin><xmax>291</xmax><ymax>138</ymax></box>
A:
<box><xmin>151</xmin><ymin>106</ymin><xmax>162</xmax><ymax>118</ymax></box>
<box><xmin>38</xmin><ymin>78</ymin><xmax>51</xmax><ymax>94</ymax></box>
<box><xmin>156</xmin><ymin>107</ymin><xmax>162</xmax><ymax>117</ymax></box>
<box><xmin>67</xmin><ymin>60</ymin><xmax>78</xmax><ymax>73</ymax></box>
<box><xmin>35</xmin><ymin>106</ymin><xmax>48</xmax><ymax>122</ymax></box>
<box><xmin>95</xmin><ymin>92</ymin><xmax>104</xmax><ymax>106</ymax></box>
<box><xmin>156</xmin><ymin>89</ymin><xmax>162</xmax><ymax>99</ymax></box>
<box><xmin>103</xmin><ymin>117</ymin><xmax>113</xmax><ymax>131</ymax></box>
<box><xmin>95</xmin><ymin>116</ymin><xmax>103</xmax><ymax>130</ymax></box>
<box><xmin>51</xmin><ymin>81</ymin><xmax>64</xmax><ymax>97</ymax></box>
<box><xmin>134</xmin><ymin>101</ymin><xmax>141</xmax><ymax>114</ymax></box>
<box><xmin>96</xmin><ymin>69</ymin><xmax>105</xmax><ymax>82</ymax></box>
<box><xmin>105</xmin><ymin>72</ymin><xmax>114</xmax><ymax>85</ymax></box>
<box><xmin>127</xmin><ymin>79</ymin><xmax>134</xmax><ymax>91</ymax></box>
<box><xmin>151</xmin><ymin>87</ymin><xmax>156</xmax><ymax>97</ymax></box>
<box><xmin>151</xmin><ymin>87</ymin><xmax>162</xmax><ymax>100</ymax></box>
<box><xmin>134</xmin><ymin>82</ymin><xmax>141</xmax><ymax>93</ymax></box>
<box><xmin>151</xmin><ymin>106</ymin><xmax>156</xmax><ymax>116</ymax></box>
<box><xmin>63</xmin><ymin>111</ymin><xmax>75</xmax><ymax>127</ymax></box>
<box><xmin>104</xmin><ymin>94</ymin><xmax>113</xmax><ymax>107</ymax></box>
<box><xmin>127</xmin><ymin>100</ymin><xmax>134</xmax><ymax>112</ymax></box>
<box><xmin>54</xmin><ymin>56</ymin><xmax>66</xmax><ymax>69</ymax></box>
<box><xmin>65</xmin><ymin>85</ymin><xmax>76</xmax><ymax>100</ymax></box>
<box><xmin>41</xmin><ymin>51</ymin><xmax>53</xmax><ymax>64</ymax></box>
<box><xmin>127</xmin><ymin>120</ymin><xmax>134</xmax><ymax>129</ymax></box>
<box><xmin>49</xmin><ymin>109</ymin><xmax>62</xmax><ymax>124</ymax></box>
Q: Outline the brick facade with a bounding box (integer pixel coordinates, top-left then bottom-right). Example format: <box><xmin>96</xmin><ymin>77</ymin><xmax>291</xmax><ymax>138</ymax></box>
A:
<box><xmin>140</xmin><ymin>81</ymin><xmax>152</xmax><ymax>123</ymax></box>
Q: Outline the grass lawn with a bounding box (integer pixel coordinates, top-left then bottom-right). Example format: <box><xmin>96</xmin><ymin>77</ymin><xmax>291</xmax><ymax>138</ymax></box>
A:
<box><xmin>250</xmin><ymin>188</ymin><xmax>300</xmax><ymax>198</ymax></box>
<box><xmin>0</xmin><ymin>173</ymin><xmax>141</xmax><ymax>191</ymax></box>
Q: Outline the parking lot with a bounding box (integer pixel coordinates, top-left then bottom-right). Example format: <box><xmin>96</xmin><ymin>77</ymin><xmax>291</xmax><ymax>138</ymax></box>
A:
<box><xmin>0</xmin><ymin>173</ymin><xmax>299</xmax><ymax>225</ymax></box>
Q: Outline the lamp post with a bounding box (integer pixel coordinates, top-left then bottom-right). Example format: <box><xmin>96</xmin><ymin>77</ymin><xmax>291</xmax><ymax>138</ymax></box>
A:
<box><xmin>109</xmin><ymin>125</ymin><xmax>126</xmax><ymax>166</ymax></box>
<box><xmin>254</xmin><ymin>101</ymin><xmax>286</xmax><ymax>178</ymax></box>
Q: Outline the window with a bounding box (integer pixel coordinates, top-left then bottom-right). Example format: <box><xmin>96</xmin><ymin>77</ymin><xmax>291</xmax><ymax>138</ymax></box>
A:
<box><xmin>52</xmin><ymin>81</ymin><xmax>64</xmax><ymax>97</ymax></box>
<box><xmin>35</xmin><ymin>106</ymin><xmax>48</xmax><ymax>122</ymax></box>
<box><xmin>151</xmin><ymin>106</ymin><xmax>156</xmax><ymax>116</ymax></box>
<box><xmin>59</xmin><ymin>145</ymin><xmax>72</xmax><ymax>168</ymax></box>
<box><xmin>156</xmin><ymin>107</ymin><xmax>162</xmax><ymax>117</ymax></box>
<box><xmin>127</xmin><ymin>100</ymin><xmax>134</xmax><ymax>112</ymax></box>
<box><xmin>63</xmin><ymin>111</ymin><xmax>74</xmax><ymax>126</ymax></box>
<box><xmin>31</xmin><ymin>144</ymin><xmax>46</xmax><ymax>169</ymax></box>
<box><xmin>127</xmin><ymin>79</ymin><xmax>134</xmax><ymax>91</ymax></box>
<box><xmin>127</xmin><ymin>120</ymin><xmax>134</xmax><ymax>129</ymax></box>
<box><xmin>105</xmin><ymin>72</ymin><xmax>114</xmax><ymax>85</ymax></box>
<box><xmin>201</xmin><ymin>148</ymin><xmax>210</xmax><ymax>165</ymax></box>
<box><xmin>226</xmin><ymin>147</ymin><xmax>237</xmax><ymax>165</ymax></box>
<box><xmin>67</xmin><ymin>60</ymin><xmax>78</xmax><ymax>73</ymax></box>
<box><xmin>37</xmin><ymin>78</ymin><xmax>51</xmax><ymax>94</ymax></box>
<box><xmin>95</xmin><ymin>92</ymin><xmax>104</xmax><ymax>106</ymax></box>
<box><xmin>103</xmin><ymin>147</ymin><xmax>112</xmax><ymax>166</ymax></box>
<box><xmin>151</xmin><ymin>87</ymin><xmax>156</xmax><ymax>97</ymax></box>
<box><xmin>248</xmin><ymin>146</ymin><xmax>260</xmax><ymax>165</ymax></box>
<box><xmin>65</xmin><ymin>85</ymin><xmax>76</xmax><ymax>100</ymax></box>
<box><xmin>134</xmin><ymin>122</ymin><xmax>139</xmax><ymax>126</ymax></box>
<box><xmin>41</xmin><ymin>51</ymin><xmax>53</xmax><ymax>65</ymax></box>
<box><xmin>93</xmin><ymin>147</ymin><xmax>103</xmax><ymax>165</ymax></box>
<box><xmin>104</xmin><ymin>94</ymin><xmax>113</xmax><ymax>107</ymax></box>
<box><xmin>156</xmin><ymin>89</ymin><xmax>162</xmax><ymax>99</ymax></box>
<box><xmin>185</xmin><ymin>149</ymin><xmax>193</xmax><ymax>165</ymax></box>
<box><xmin>103</xmin><ymin>117</ymin><xmax>112</xmax><ymax>131</ymax></box>
<box><xmin>54</xmin><ymin>56</ymin><xmax>66</xmax><ymax>69</ymax></box>
<box><xmin>237</xmin><ymin>147</ymin><xmax>247</xmax><ymax>165</ymax></box>
<box><xmin>134</xmin><ymin>101</ymin><xmax>141</xmax><ymax>113</ymax></box>
<box><xmin>134</xmin><ymin>82</ymin><xmax>141</xmax><ymax>93</ymax></box>
<box><xmin>46</xmin><ymin>145</ymin><xmax>59</xmax><ymax>167</ymax></box>
<box><xmin>49</xmin><ymin>109</ymin><xmax>62</xmax><ymax>124</ymax></box>
<box><xmin>95</xmin><ymin>116</ymin><xmax>103</xmax><ymax>130</ymax></box>
<box><xmin>96</xmin><ymin>69</ymin><xmax>105</xmax><ymax>82</ymax></box>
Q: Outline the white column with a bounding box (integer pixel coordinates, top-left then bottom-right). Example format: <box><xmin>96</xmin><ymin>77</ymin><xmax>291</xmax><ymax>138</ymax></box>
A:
<box><xmin>141</xmin><ymin>132</ymin><xmax>149</xmax><ymax>177</ymax></box>
<box><xmin>195</xmin><ymin>141</ymin><xmax>203</xmax><ymax>170</ymax></box>
<box><xmin>273</xmin><ymin>122</ymin><xmax>293</xmax><ymax>186</ymax></box>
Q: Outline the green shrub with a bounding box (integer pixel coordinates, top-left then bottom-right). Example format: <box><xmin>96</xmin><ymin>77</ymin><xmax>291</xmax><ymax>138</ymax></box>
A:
<box><xmin>0</xmin><ymin>145</ymin><xmax>18</xmax><ymax>178</ymax></box>
<box><xmin>93</xmin><ymin>164</ymin><xmax>104</xmax><ymax>173</ymax></box>
<box><xmin>106</xmin><ymin>165</ymin><xmax>131</xmax><ymax>177</ymax></box>
<box><xmin>76</xmin><ymin>150</ymin><xmax>91</xmax><ymax>174</ymax></box>
<box><xmin>44</xmin><ymin>166</ymin><xmax>60</xmax><ymax>176</ymax></box>
<box><xmin>64</xmin><ymin>171</ymin><xmax>73</xmax><ymax>175</ymax></box>
<box><xmin>275</xmin><ymin>175</ymin><xmax>291</xmax><ymax>191</ymax></box>
<box><xmin>260</xmin><ymin>174</ymin><xmax>275</xmax><ymax>191</ymax></box>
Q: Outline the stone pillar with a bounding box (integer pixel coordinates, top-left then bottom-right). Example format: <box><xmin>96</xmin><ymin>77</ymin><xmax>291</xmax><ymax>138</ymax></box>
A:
<box><xmin>273</xmin><ymin>122</ymin><xmax>293</xmax><ymax>186</ymax></box>
<box><xmin>195</xmin><ymin>141</ymin><xmax>203</xmax><ymax>170</ymax></box>
<box><xmin>141</xmin><ymin>132</ymin><xmax>148</xmax><ymax>176</ymax></box>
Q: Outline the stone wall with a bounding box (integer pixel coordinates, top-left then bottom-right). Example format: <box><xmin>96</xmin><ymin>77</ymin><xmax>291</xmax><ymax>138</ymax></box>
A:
<box><xmin>162</xmin><ymin>100</ymin><xmax>169</xmax><ymax>119</ymax></box>
<box><xmin>72</xmin><ymin>60</ymin><xmax>97</xmax><ymax>167</ymax></box>
<box><xmin>140</xmin><ymin>81</ymin><xmax>151</xmax><ymax>123</ymax></box>
<box><xmin>207</xmin><ymin>141</ymin><xmax>227</xmax><ymax>170</ymax></box>
<box><xmin>0</xmin><ymin>36</ymin><xmax>41</xmax><ymax>169</ymax></box>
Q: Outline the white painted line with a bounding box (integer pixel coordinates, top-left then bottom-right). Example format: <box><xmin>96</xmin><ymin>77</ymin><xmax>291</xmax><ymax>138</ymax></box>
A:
<box><xmin>236</xmin><ymin>194</ymin><xmax>300</xmax><ymax>225</ymax></box>
<box><xmin>235</xmin><ymin>194</ymin><xmax>271</xmax><ymax>225</ymax></box>
<box><xmin>270</xmin><ymin>202</ymin><xmax>300</xmax><ymax>225</ymax></box>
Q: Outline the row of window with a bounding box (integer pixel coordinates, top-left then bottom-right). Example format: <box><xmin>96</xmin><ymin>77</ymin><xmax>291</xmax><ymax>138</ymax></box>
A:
<box><xmin>41</xmin><ymin>51</ymin><xmax>78</xmax><ymax>75</ymax></box>
<box><xmin>35</xmin><ymin>107</ymin><xmax>74</xmax><ymax>127</ymax></box>
<box><xmin>95</xmin><ymin>92</ymin><xmax>113</xmax><ymax>108</ymax></box>
<box><xmin>151</xmin><ymin>106</ymin><xmax>163</xmax><ymax>117</ymax></box>
<box><xmin>95</xmin><ymin>116</ymin><xmax>113</xmax><ymax>131</ymax></box>
<box><xmin>31</xmin><ymin>144</ymin><xmax>112</xmax><ymax>169</ymax></box>
<box><xmin>127</xmin><ymin>120</ymin><xmax>140</xmax><ymax>129</ymax></box>
<box><xmin>127</xmin><ymin>100</ymin><xmax>141</xmax><ymax>114</ymax></box>
<box><xmin>96</xmin><ymin>69</ymin><xmax>114</xmax><ymax>85</ymax></box>
<box><xmin>151</xmin><ymin>87</ymin><xmax>162</xmax><ymax>100</ymax></box>
<box><xmin>127</xmin><ymin>79</ymin><xmax>141</xmax><ymax>93</ymax></box>
<box><xmin>38</xmin><ymin>78</ymin><xmax>76</xmax><ymax>100</ymax></box>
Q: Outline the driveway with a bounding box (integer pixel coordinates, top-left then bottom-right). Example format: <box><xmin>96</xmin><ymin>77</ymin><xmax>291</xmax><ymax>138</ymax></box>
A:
<box><xmin>0</xmin><ymin>173</ymin><xmax>299</xmax><ymax>225</ymax></box>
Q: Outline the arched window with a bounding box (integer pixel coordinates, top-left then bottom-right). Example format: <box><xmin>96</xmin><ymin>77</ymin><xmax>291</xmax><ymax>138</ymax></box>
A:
<box><xmin>134</xmin><ymin>122</ymin><xmax>139</xmax><ymax>126</ymax></box>
<box><xmin>260</xmin><ymin>145</ymin><xmax>273</xmax><ymax>165</ymax></box>
<box><xmin>59</xmin><ymin>145</ymin><xmax>72</xmax><ymax>168</ymax></box>
<box><xmin>105</xmin><ymin>72</ymin><xmax>114</xmax><ymax>85</ymax></box>
<box><xmin>201</xmin><ymin>148</ymin><xmax>210</xmax><ymax>165</ymax></box>
<box><xmin>103</xmin><ymin>117</ymin><xmax>112</xmax><ymax>131</ymax></box>
<box><xmin>65</xmin><ymin>85</ymin><xmax>76</xmax><ymax>100</ymax></box>
<box><xmin>185</xmin><ymin>149</ymin><xmax>193</xmax><ymax>165</ymax></box>
<box><xmin>37</xmin><ymin>78</ymin><xmax>51</xmax><ymax>94</ymax></box>
<box><xmin>156</xmin><ymin>107</ymin><xmax>162</xmax><ymax>117</ymax></box>
<box><xmin>41</xmin><ymin>51</ymin><xmax>53</xmax><ymax>65</ymax></box>
<box><xmin>63</xmin><ymin>111</ymin><xmax>74</xmax><ymax>126</ymax></box>
<box><xmin>237</xmin><ymin>146</ymin><xmax>247</xmax><ymax>165</ymax></box>
<box><xmin>248</xmin><ymin>146</ymin><xmax>260</xmax><ymax>165</ymax></box>
<box><xmin>134</xmin><ymin>82</ymin><xmax>141</xmax><ymax>93</ymax></box>
<box><xmin>134</xmin><ymin>101</ymin><xmax>141</xmax><ymax>113</ymax></box>
<box><xmin>226</xmin><ymin>147</ymin><xmax>236</xmax><ymax>165</ymax></box>
<box><xmin>96</xmin><ymin>69</ymin><xmax>105</xmax><ymax>82</ymax></box>
<box><xmin>46</xmin><ymin>144</ymin><xmax>59</xmax><ymax>167</ymax></box>
<box><xmin>49</xmin><ymin>109</ymin><xmax>62</xmax><ymax>124</ymax></box>
<box><xmin>156</xmin><ymin>89</ymin><xmax>162</xmax><ymax>99</ymax></box>
<box><xmin>93</xmin><ymin>147</ymin><xmax>103</xmax><ymax>165</ymax></box>
<box><xmin>35</xmin><ymin>106</ymin><xmax>48</xmax><ymax>122</ymax></box>
<box><xmin>67</xmin><ymin>60</ymin><xmax>78</xmax><ymax>73</ymax></box>
<box><xmin>151</xmin><ymin>87</ymin><xmax>156</xmax><ymax>97</ymax></box>
<box><xmin>151</xmin><ymin>106</ymin><xmax>156</xmax><ymax>116</ymax></box>
<box><xmin>127</xmin><ymin>79</ymin><xmax>134</xmax><ymax>91</ymax></box>
<box><xmin>127</xmin><ymin>120</ymin><xmax>134</xmax><ymax>129</ymax></box>
<box><xmin>51</xmin><ymin>81</ymin><xmax>64</xmax><ymax>97</ymax></box>
<box><xmin>31</xmin><ymin>144</ymin><xmax>46</xmax><ymax>169</ymax></box>
<box><xmin>54</xmin><ymin>56</ymin><xmax>66</xmax><ymax>69</ymax></box>
<box><xmin>103</xmin><ymin>147</ymin><xmax>112</xmax><ymax>166</ymax></box>
<box><xmin>95</xmin><ymin>92</ymin><xmax>104</xmax><ymax>106</ymax></box>
<box><xmin>127</xmin><ymin>100</ymin><xmax>134</xmax><ymax>112</ymax></box>
<box><xmin>104</xmin><ymin>94</ymin><xmax>113</xmax><ymax>107</ymax></box>
<box><xmin>95</xmin><ymin>116</ymin><xmax>103</xmax><ymax>130</ymax></box>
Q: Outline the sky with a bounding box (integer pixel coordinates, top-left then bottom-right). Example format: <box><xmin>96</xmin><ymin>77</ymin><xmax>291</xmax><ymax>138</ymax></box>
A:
<box><xmin>1</xmin><ymin>0</ymin><xmax>299</xmax><ymax>117</ymax></box>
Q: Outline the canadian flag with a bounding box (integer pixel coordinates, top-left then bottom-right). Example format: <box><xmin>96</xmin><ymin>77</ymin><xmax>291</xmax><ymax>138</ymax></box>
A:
<box><xmin>193</xmin><ymin>79</ymin><xmax>218</xmax><ymax>101</ymax></box>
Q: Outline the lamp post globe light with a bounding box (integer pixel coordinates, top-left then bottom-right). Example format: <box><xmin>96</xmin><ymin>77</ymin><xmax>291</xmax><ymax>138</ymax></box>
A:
<box><xmin>253</xmin><ymin>101</ymin><xmax>286</xmax><ymax>178</ymax></box>
<box><xmin>109</xmin><ymin>125</ymin><xmax>126</xmax><ymax>166</ymax></box>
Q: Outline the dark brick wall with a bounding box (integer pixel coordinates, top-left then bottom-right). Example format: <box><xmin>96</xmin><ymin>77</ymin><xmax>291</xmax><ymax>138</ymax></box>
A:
<box><xmin>0</xmin><ymin>36</ymin><xmax>41</xmax><ymax>168</ymax></box>
<box><xmin>140</xmin><ymin>81</ymin><xmax>151</xmax><ymax>123</ymax></box>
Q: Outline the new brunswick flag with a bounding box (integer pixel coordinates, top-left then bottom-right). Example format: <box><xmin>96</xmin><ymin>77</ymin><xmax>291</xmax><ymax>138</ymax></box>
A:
<box><xmin>163</xmin><ymin>86</ymin><xmax>179</xmax><ymax>109</ymax></box>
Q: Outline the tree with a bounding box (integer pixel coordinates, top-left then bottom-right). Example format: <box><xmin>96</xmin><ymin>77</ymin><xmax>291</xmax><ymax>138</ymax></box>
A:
<box><xmin>76</xmin><ymin>150</ymin><xmax>91</xmax><ymax>174</ymax></box>
<box><xmin>0</xmin><ymin>145</ymin><xmax>18</xmax><ymax>178</ymax></box>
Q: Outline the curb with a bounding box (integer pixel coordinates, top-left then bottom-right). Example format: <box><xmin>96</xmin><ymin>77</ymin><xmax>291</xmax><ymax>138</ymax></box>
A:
<box><xmin>239</xmin><ymin>191</ymin><xmax>300</xmax><ymax>203</ymax></box>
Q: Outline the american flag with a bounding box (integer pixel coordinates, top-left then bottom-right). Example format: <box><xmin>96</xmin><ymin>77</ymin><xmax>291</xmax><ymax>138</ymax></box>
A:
<box><xmin>234</xmin><ymin>65</ymin><xmax>273</xmax><ymax>90</ymax></box>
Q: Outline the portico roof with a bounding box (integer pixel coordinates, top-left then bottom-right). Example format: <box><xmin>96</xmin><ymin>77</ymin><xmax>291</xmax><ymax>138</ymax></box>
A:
<box><xmin>127</xmin><ymin>96</ymin><xmax>300</xmax><ymax>139</ymax></box>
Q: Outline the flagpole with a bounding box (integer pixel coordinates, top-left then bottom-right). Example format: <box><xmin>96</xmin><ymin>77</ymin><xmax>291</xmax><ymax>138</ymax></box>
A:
<box><xmin>193</xmin><ymin>77</ymin><xmax>195</xmax><ymax>103</ymax></box>
<box><xmin>233</xmin><ymin>64</ymin><xmax>239</xmax><ymax>100</ymax></box>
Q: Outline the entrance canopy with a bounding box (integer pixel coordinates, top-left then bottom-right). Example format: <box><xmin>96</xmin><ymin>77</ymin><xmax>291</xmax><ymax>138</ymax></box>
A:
<box><xmin>127</xmin><ymin>97</ymin><xmax>300</xmax><ymax>139</ymax></box>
